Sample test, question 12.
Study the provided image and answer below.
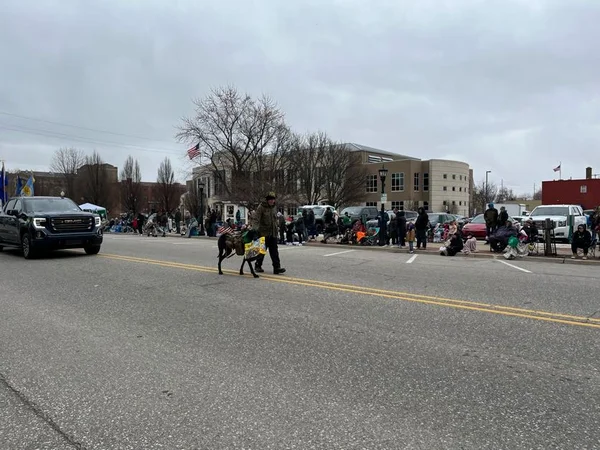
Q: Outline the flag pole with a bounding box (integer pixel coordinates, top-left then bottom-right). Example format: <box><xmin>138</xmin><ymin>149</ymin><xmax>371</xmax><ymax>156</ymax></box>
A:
<box><xmin>1</xmin><ymin>159</ymin><xmax>4</xmax><ymax>205</ymax></box>
<box><xmin>559</xmin><ymin>161</ymin><xmax>562</xmax><ymax>180</ymax></box>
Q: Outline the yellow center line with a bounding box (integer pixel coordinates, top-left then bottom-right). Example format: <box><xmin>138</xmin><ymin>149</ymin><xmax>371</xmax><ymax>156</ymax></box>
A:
<box><xmin>99</xmin><ymin>253</ymin><xmax>600</xmax><ymax>329</ymax></box>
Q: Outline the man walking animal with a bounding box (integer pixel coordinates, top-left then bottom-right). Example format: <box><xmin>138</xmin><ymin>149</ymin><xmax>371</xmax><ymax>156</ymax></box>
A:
<box><xmin>253</xmin><ymin>192</ymin><xmax>286</xmax><ymax>275</ymax></box>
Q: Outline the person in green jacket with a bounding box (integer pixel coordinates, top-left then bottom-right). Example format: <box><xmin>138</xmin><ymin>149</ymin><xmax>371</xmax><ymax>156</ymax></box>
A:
<box><xmin>252</xmin><ymin>192</ymin><xmax>286</xmax><ymax>274</ymax></box>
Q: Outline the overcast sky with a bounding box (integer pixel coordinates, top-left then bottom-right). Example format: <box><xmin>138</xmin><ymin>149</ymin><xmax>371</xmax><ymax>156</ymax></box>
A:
<box><xmin>1</xmin><ymin>0</ymin><xmax>599</xmax><ymax>195</ymax></box>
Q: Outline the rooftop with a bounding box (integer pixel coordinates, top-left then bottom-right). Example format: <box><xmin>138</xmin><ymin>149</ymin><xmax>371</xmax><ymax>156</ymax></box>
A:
<box><xmin>343</xmin><ymin>143</ymin><xmax>420</xmax><ymax>160</ymax></box>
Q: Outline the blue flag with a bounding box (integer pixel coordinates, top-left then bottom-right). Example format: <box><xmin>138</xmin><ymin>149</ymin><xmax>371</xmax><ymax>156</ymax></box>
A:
<box><xmin>15</xmin><ymin>176</ymin><xmax>23</xmax><ymax>196</ymax></box>
<box><xmin>0</xmin><ymin>162</ymin><xmax>8</xmax><ymax>204</ymax></box>
<box><xmin>21</xmin><ymin>174</ymin><xmax>35</xmax><ymax>197</ymax></box>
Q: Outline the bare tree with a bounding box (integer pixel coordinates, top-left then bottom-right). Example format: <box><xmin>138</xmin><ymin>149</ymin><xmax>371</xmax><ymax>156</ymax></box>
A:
<box><xmin>156</xmin><ymin>157</ymin><xmax>178</xmax><ymax>212</ymax></box>
<box><xmin>289</xmin><ymin>131</ymin><xmax>328</xmax><ymax>205</ymax></box>
<box><xmin>533</xmin><ymin>188</ymin><xmax>542</xmax><ymax>200</ymax></box>
<box><xmin>50</xmin><ymin>147</ymin><xmax>85</xmax><ymax>197</ymax></box>
<box><xmin>225</xmin><ymin>124</ymin><xmax>295</xmax><ymax>208</ymax></box>
<box><xmin>119</xmin><ymin>155</ymin><xmax>143</xmax><ymax>213</ymax></box>
<box><xmin>79</xmin><ymin>150</ymin><xmax>110</xmax><ymax>207</ymax></box>
<box><xmin>495</xmin><ymin>186</ymin><xmax>517</xmax><ymax>203</ymax></box>
<box><xmin>183</xmin><ymin>182</ymin><xmax>201</xmax><ymax>219</ymax></box>
<box><xmin>176</xmin><ymin>85</ymin><xmax>286</xmax><ymax>204</ymax></box>
<box><xmin>404</xmin><ymin>200</ymin><xmax>418</xmax><ymax>211</ymax></box>
<box><xmin>320</xmin><ymin>143</ymin><xmax>368</xmax><ymax>208</ymax></box>
<box><xmin>472</xmin><ymin>179</ymin><xmax>498</xmax><ymax>213</ymax></box>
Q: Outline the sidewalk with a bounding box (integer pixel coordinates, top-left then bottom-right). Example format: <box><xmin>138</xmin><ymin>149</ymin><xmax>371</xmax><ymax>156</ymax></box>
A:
<box><xmin>164</xmin><ymin>232</ymin><xmax>599</xmax><ymax>265</ymax></box>
<box><xmin>301</xmin><ymin>241</ymin><xmax>600</xmax><ymax>264</ymax></box>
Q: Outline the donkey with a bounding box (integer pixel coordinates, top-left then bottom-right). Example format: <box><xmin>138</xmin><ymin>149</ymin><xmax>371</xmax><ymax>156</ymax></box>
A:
<box><xmin>217</xmin><ymin>229</ymin><xmax>260</xmax><ymax>278</ymax></box>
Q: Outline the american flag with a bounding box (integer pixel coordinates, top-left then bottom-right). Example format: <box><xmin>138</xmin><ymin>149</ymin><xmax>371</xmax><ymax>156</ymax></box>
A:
<box><xmin>553</xmin><ymin>164</ymin><xmax>561</xmax><ymax>172</ymax></box>
<box><xmin>187</xmin><ymin>143</ymin><xmax>200</xmax><ymax>160</ymax></box>
<box><xmin>217</xmin><ymin>225</ymin><xmax>234</xmax><ymax>235</ymax></box>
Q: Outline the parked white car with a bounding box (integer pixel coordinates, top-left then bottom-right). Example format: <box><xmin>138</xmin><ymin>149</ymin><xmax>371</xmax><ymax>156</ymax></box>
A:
<box><xmin>527</xmin><ymin>204</ymin><xmax>587</xmax><ymax>241</ymax></box>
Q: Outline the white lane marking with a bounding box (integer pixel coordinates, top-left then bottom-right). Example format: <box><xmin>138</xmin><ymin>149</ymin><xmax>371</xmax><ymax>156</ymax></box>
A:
<box><xmin>497</xmin><ymin>259</ymin><xmax>532</xmax><ymax>273</ymax></box>
<box><xmin>323</xmin><ymin>249</ymin><xmax>356</xmax><ymax>257</ymax></box>
<box><xmin>406</xmin><ymin>254</ymin><xmax>418</xmax><ymax>264</ymax></box>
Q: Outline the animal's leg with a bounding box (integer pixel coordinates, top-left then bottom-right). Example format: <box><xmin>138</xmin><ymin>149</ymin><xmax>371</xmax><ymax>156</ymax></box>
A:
<box><xmin>248</xmin><ymin>259</ymin><xmax>259</xmax><ymax>278</ymax></box>
<box><xmin>239</xmin><ymin>258</ymin><xmax>245</xmax><ymax>275</ymax></box>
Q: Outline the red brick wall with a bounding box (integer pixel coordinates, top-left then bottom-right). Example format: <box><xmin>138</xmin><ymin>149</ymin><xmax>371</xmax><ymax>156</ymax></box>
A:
<box><xmin>542</xmin><ymin>179</ymin><xmax>600</xmax><ymax>209</ymax></box>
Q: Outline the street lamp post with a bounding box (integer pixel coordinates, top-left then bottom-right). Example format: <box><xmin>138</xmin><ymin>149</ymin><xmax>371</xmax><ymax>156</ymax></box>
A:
<box><xmin>378</xmin><ymin>165</ymin><xmax>388</xmax><ymax>246</ymax></box>
<box><xmin>197</xmin><ymin>179</ymin><xmax>206</xmax><ymax>236</ymax></box>
<box><xmin>485</xmin><ymin>170</ymin><xmax>492</xmax><ymax>211</ymax></box>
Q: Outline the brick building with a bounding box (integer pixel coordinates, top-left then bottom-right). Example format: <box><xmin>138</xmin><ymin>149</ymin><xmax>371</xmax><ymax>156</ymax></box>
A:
<box><xmin>542</xmin><ymin>167</ymin><xmax>600</xmax><ymax>210</ymax></box>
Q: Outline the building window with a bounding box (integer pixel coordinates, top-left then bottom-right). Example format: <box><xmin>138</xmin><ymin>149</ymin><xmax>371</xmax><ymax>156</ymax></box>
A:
<box><xmin>391</xmin><ymin>172</ymin><xmax>405</xmax><ymax>192</ymax></box>
<box><xmin>452</xmin><ymin>200</ymin><xmax>456</xmax><ymax>205</ymax></box>
<box><xmin>459</xmin><ymin>201</ymin><xmax>462</xmax><ymax>206</ymax></box>
<box><xmin>443</xmin><ymin>200</ymin><xmax>447</xmax><ymax>206</ymax></box>
<box><xmin>443</xmin><ymin>186</ymin><xmax>447</xmax><ymax>191</ymax></box>
<box><xmin>423</xmin><ymin>201</ymin><xmax>429</xmax><ymax>211</ymax></box>
<box><xmin>452</xmin><ymin>174</ymin><xmax>456</xmax><ymax>180</ymax></box>
<box><xmin>366</xmin><ymin>202</ymin><xmax>377</xmax><ymax>207</ymax></box>
<box><xmin>391</xmin><ymin>201</ymin><xmax>403</xmax><ymax>209</ymax></box>
<box><xmin>581</xmin><ymin>185</ymin><xmax>587</xmax><ymax>193</ymax></box>
<box><xmin>459</xmin><ymin>187</ymin><xmax>462</xmax><ymax>192</ymax></box>
<box><xmin>452</xmin><ymin>186</ymin><xmax>456</xmax><ymax>191</ymax></box>
<box><xmin>423</xmin><ymin>172</ymin><xmax>429</xmax><ymax>191</ymax></box>
<box><xmin>459</xmin><ymin>175</ymin><xmax>463</xmax><ymax>181</ymax></box>
<box><xmin>443</xmin><ymin>174</ymin><xmax>447</xmax><ymax>179</ymax></box>
<box><xmin>413</xmin><ymin>172</ymin><xmax>419</xmax><ymax>191</ymax></box>
<box><xmin>366</xmin><ymin>175</ymin><xmax>378</xmax><ymax>193</ymax></box>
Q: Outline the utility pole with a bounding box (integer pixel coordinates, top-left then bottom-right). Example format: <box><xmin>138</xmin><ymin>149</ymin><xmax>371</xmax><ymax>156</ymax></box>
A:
<box><xmin>485</xmin><ymin>170</ymin><xmax>492</xmax><ymax>211</ymax></box>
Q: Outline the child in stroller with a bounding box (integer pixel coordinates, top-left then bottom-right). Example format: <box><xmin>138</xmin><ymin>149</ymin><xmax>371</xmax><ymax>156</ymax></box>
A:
<box><xmin>359</xmin><ymin>224</ymin><xmax>380</xmax><ymax>246</ymax></box>
<box><xmin>144</xmin><ymin>213</ymin><xmax>166</xmax><ymax>237</ymax></box>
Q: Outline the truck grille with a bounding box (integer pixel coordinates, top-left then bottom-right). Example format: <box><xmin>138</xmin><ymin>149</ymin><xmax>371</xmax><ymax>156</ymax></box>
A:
<box><xmin>50</xmin><ymin>217</ymin><xmax>93</xmax><ymax>233</ymax></box>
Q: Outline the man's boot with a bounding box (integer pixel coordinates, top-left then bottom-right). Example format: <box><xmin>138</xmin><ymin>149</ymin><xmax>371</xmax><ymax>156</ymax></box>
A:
<box><xmin>274</xmin><ymin>268</ymin><xmax>286</xmax><ymax>275</ymax></box>
<box><xmin>255</xmin><ymin>266</ymin><xmax>265</xmax><ymax>273</ymax></box>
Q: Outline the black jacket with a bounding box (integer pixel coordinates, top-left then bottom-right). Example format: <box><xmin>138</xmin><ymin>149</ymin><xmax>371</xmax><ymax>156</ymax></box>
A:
<box><xmin>397</xmin><ymin>215</ymin><xmax>407</xmax><ymax>234</ymax></box>
<box><xmin>572</xmin><ymin>227</ymin><xmax>592</xmax><ymax>248</ymax></box>
<box><xmin>498</xmin><ymin>210</ymin><xmax>509</xmax><ymax>226</ymax></box>
<box><xmin>484</xmin><ymin>208</ymin><xmax>498</xmax><ymax>226</ymax></box>
<box><xmin>415</xmin><ymin>211</ymin><xmax>429</xmax><ymax>230</ymax></box>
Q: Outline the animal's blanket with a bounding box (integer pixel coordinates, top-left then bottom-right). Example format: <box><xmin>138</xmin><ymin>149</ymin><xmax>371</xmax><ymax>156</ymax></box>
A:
<box><xmin>244</xmin><ymin>237</ymin><xmax>267</xmax><ymax>259</ymax></box>
<box><xmin>223</xmin><ymin>233</ymin><xmax>246</xmax><ymax>256</ymax></box>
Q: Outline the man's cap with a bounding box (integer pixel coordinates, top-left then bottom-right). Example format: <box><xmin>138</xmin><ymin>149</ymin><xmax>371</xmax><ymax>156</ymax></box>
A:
<box><xmin>266</xmin><ymin>191</ymin><xmax>276</xmax><ymax>199</ymax></box>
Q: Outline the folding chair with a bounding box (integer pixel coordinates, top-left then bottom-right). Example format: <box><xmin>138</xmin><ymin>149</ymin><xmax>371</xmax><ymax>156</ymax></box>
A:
<box><xmin>589</xmin><ymin>239</ymin><xmax>598</xmax><ymax>258</ymax></box>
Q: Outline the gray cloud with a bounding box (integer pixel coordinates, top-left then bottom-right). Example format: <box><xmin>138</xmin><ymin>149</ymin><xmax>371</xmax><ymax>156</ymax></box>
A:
<box><xmin>1</xmin><ymin>0</ymin><xmax>599</xmax><ymax>194</ymax></box>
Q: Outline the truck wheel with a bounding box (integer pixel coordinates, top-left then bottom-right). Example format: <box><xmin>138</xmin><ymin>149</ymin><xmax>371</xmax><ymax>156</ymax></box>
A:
<box><xmin>84</xmin><ymin>245</ymin><xmax>101</xmax><ymax>255</ymax></box>
<box><xmin>22</xmin><ymin>234</ymin><xmax>36</xmax><ymax>259</ymax></box>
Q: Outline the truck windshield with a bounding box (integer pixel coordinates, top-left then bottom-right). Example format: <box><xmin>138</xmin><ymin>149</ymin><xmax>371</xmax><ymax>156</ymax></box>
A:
<box><xmin>24</xmin><ymin>198</ymin><xmax>82</xmax><ymax>213</ymax></box>
<box><xmin>531</xmin><ymin>207</ymin><xmax>569</xmax><ymax>216</ymax></box>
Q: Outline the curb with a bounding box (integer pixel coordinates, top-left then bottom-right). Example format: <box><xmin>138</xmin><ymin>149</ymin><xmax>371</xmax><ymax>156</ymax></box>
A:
<box><xmin>161</xmin><ymin>232</ymin><xmax>599</xmax><ymax>266</ymax></box>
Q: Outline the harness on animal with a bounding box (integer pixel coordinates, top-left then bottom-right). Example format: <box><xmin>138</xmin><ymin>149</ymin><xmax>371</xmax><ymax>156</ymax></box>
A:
<box><xmin>223</xmin><ymin>231</ymin><xmax>253</xmax><ymax>257</ymax></box>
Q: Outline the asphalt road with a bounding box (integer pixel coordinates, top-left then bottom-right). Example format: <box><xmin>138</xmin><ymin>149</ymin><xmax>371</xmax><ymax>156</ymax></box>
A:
<box><xmin>1</xmin><ymin>234</ymin><xmax>599</xmax><ymax>449</ymax></box>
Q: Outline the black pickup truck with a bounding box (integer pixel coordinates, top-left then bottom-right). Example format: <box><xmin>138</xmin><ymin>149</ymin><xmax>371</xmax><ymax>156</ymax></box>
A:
<box><xmin>0</xmin><ymin>196</ymin><xmax>103</xmax><ymax>259</ymax></box>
